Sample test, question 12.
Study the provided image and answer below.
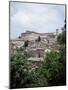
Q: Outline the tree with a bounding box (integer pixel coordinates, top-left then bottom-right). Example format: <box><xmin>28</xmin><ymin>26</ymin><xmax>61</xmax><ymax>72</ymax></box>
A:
<box><xmin>23</xmin><ymin>40</ymin><xmax>29</xmax><ymax>48</ymax></box>
<box><xmin>43</xmin><ymin>51</ymin><xmax>66</xmax><ymax>86</ymax></box>
<box><xmin>57</xmin><ymin>20</ymin><xmax>66</xmax><ymax>45</ymax></box>
<box><xmin>18</xmin><ymin>36</ymin><xmax>21</xmax><ymax>39</ymax></box>
<box><xmin>57</xmin><ymin>31</ymin><xmax>66</xmax><ymax>45</ymax></box>
<box><xmin>10</xmin><ymin>50</ymin><xmax>35</xmax><ymax>88</ymax></box>
<box><xmin>37</xmin><ymin>36</ymin><xmax>41</xmax><ymax>42</ymax></box>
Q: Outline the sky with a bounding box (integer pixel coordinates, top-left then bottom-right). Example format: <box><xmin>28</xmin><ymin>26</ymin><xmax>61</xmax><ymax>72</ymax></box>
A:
<box><xmin>10</xmin><ymin>2</ymin><xmax>65</xmax><ymax>39</ymax></box>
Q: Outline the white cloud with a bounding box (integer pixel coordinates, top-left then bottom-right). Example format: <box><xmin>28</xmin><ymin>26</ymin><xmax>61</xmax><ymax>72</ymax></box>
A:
<box><xmin>10</xmin><ymin>2</ymin><xmax>65</xmax><ymax>38</ymax></box>
<box><xmin>12</xmin><ymin>11</ymin><xmax>32</xmax><ymax>26</ymax></box>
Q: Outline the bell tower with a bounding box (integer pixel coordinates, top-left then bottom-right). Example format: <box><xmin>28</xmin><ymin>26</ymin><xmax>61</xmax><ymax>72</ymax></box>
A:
<box><xmin>56</xmin><ymin>29</ymin><xmax>59</xmax><ymax>36</ymax></box>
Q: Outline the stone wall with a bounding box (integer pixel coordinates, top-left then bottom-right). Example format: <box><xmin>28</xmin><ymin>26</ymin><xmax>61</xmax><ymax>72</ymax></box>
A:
<box><xmin>10</xmin><ymin>31</ymin><xmax>58</xmax><ymax>53</ymax></box>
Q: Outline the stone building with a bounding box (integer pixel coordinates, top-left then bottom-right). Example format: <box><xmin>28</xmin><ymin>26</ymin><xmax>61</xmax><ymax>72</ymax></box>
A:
<box><xmin>10</xmin><ymin>31</ymin><xmax>59</xmax><ymax>58</ymax></box>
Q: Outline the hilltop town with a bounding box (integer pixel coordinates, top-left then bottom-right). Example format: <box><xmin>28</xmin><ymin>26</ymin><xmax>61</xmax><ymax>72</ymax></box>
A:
<box><xmin>10</xmin><ymin>30</ymin><xmax>60</xmax><ymax>61</ymax></box>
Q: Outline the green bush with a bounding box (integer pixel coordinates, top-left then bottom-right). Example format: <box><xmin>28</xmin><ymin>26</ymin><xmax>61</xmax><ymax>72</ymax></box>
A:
<box><xmin>43</xmin><ymin>51</ymin><xmax>66</xmax><ymax>86</ymax></box>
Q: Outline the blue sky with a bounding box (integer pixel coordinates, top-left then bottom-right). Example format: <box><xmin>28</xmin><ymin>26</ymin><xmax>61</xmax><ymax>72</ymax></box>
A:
<box><xmin>10</xmin><ymin>2</ymin><xmax>65</xmax><ymax>39</ymax></box>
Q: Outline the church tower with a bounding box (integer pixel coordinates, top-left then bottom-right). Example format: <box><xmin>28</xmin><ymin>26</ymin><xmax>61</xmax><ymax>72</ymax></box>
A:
<box><xmin>56</xmin><ymin>29</ymin><xmax>59</xmax><ymax>36</ymax></box>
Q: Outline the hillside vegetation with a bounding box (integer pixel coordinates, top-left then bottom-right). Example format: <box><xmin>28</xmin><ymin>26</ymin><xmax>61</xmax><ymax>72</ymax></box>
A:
<box><xmin>10</xmin><ymin>23</ymin><xmax>66</xmax><ymax>88</ymax></box>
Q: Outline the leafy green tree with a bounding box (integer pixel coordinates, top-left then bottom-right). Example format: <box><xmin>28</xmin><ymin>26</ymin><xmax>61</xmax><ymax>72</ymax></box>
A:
<box><xmin>23</xmin><ymin>40</ymin><xmax>29</xmax><ymax>48</ymax></box>
<box><xmin>57</xmin><ymin>30</ymin><xmax>66</xmax><ymax>45</ymax></box>
<box><xmin>43</xmin><ymin>51</ymin><xmax>66</xmax><ymax>86</ymax></box>
<box><xmin>10</xmin><ymin>49</ymin><xmax>33</xmax><ymax>88</ymax></box>
<box><xmin>43</xmin><ymin>22</ymin><xmax>66</xmax><ymax>86</ymax></box>
<box><xmin>57</xmin><ymin>19</ymin><xmax>66</xmax><ymax>45</ymax></box>
<box><xmin>29</xmin><ymin>67</ymin><xmax>48</xmax><ymax>87</ymax></box>
<box><xmin>37</xmin><ymin>36</ymin><xmax>41</xmax><ymax>42</ymax></box>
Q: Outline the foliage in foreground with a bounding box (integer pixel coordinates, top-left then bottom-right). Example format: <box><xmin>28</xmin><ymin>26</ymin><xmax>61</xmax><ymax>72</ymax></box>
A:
<box><xmin>10</xmin><ymin>29</ymin><xmax>66</xmax><ymax>88</ymax></box>
<box><xmin>10</xmin><ymin>49</ymin><xmax>66</xmax><ymax>88</ymax></box>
